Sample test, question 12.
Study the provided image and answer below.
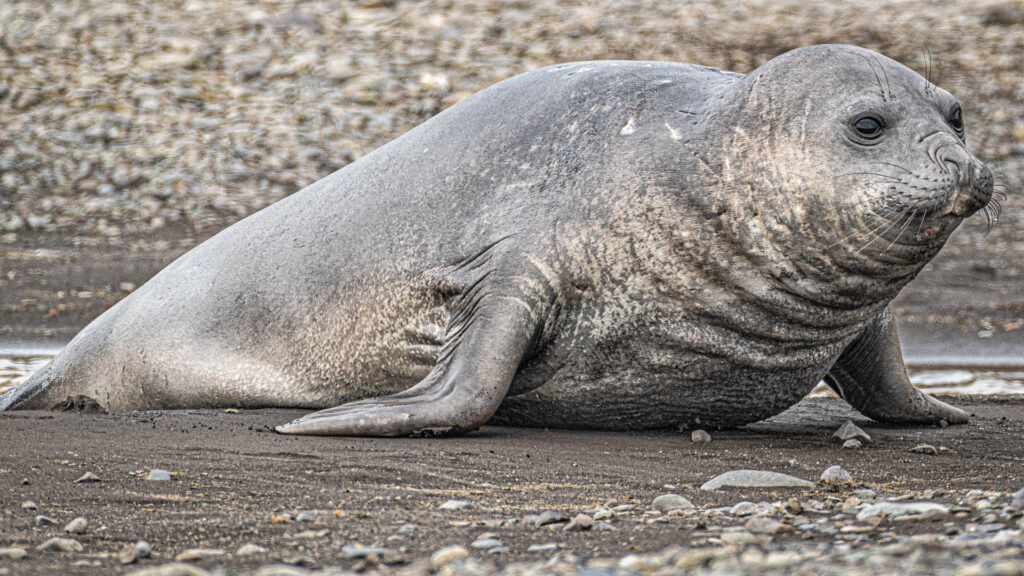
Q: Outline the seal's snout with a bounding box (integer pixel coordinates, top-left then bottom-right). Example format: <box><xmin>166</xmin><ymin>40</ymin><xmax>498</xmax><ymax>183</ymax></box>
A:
<box><xmin>939</xmin><ymin>149</ymin><xmax>994</xmax><ymax>217</ymax></box>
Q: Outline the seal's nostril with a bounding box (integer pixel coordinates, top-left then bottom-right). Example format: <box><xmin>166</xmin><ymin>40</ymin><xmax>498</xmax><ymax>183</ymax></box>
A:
<box><xmin>943</xmin><ymin>160</ymin><xmax>961</xmax><ymax>182</ymax></box>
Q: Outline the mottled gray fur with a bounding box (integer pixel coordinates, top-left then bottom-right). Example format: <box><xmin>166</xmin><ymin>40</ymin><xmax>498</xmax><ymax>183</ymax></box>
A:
<box><xmin>1</xmin><ymin>45</ymin><xmax>993</xmax><ymax>436</ymax></box>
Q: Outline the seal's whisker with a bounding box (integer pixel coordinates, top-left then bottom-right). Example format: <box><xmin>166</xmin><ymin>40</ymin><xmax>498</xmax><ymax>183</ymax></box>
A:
<box><xmin>835</xmin><ymin>172</ymin><xmax>900</xmax><ymax>181</ymax></box>
<box><xmin>872</xmin><ymin>53</ymin><xmax>894</xmax><ymax>100</ymax></box>
<box><xmin>824</xmin><ymin>207</ymin><xmax>899</xmax><ymax>249</ymax></box>
<box><xmin>851</xmin><ymin>208</ymin><xmax>910</xmax><ymax>254</ymax></box>
<box><xmin>916</xmin><ymin>210</ymin><xmax>929</xmax><ymax>236</ymax></box>
<box><xmin>881</xmin><ymin>210</ymin><xmax>916</xmax><ymax>254</ymax></box>
<box><xmin>858</xmin><ymin>52</ymin><xmax>888</xmax><ymax>101</ymax></box>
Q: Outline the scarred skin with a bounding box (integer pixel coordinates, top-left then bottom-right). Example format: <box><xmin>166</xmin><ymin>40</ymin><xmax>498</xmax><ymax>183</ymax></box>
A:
<box><xmin>1</xmin><ymin>45</ymin><xmax>993</xmax><ymax>436</ymax></box>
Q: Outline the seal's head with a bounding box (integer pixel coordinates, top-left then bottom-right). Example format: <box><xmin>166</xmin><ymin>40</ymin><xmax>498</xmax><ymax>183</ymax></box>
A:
<box><xmin>709</xmin><ymin>44</ymin><xmax>994</xmax><ymax>303</ymax></box>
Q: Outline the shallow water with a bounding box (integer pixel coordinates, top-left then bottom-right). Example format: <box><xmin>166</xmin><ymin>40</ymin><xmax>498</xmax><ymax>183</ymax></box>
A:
<box><xmin>1</xmin><ymin>348</ymin><xmax>1022</xmax><ymax>400</ymax></box>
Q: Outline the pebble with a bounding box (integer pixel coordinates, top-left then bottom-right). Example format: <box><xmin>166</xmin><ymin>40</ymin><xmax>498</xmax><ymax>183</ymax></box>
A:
<box><xmin>782</xmin><ymin>497</ymin><xmax>803</xmax><ymax>514</ymax></box>
<box><xmin>856</xmin><ymin>502</ymin><xmax>950</xmax><ymax>521</ymax></box>
<box><xmin>429</xmin><ymin>545</ymin><xmax>468</xmax><ymax>569</ymax></box>
<box><xmin>1012</xmin><ymin>487</ymin><xmax>1024</xmax><ymax>509</ymax></box>
<box><xmin>295</xmin><ymin>512</ymin><xmax>312</xmax><ymax>522</ymax></box>
<box><xmin>146</xmin><ymin>469</ymin><xmax>172</xmax><ymax>481</ymax></box>
<box><xmin>526</xmin><ymin>542</ymin><xmax>560</xmax><ymax>553</ymax></box>
<box><xmin>341</xmin><ymin>544</ymin><xmax>394</xmax><ymax>560</ymax></box>
<box><xmin>125</xmin><ymin>563</ymin><xmax>211</xmax><ymax>576</ymax></box>
<box><xmin>833</xmin><ymin>420</ymin><xmax>871</xmax><ymax>444</ymax></box>
<box><xmin>820</xmin><ymin>465</ymin><xmax>853</xmax><ymax>483</ymax></box>
<box><xmin>174</xmin><ymin>548</ymin><xmax>226</xmax><ymax>561</ymax></box>
<box><xmin>910</xmin><ymin>444</ymin><xmax>939</xmax><ymax>455</ymax></box>
<box><xmin>730</xmin><ymin>501</ymin><xmax>757</xmax><ymax>516</ymax></box>
<box><xmin>37</xmin><ymin>537</ymin><xmax>83</xmax><ymax>553</ymax></box>
<box><xmin>843</xmin><ymin>439</ymin><xmax>863</xmax><ymax>450</ymax></box>
<box><xmin>21</xmin><ymin>500</ymin><xmax>37</xmax><ymax>510</ymax></box>
<box><xmin>74</xmin><ymin>472</ymin><xmax>101</xmax><ymax>483</ymax></box>
<box><xmin>652</xmin><ymin>493</ymin><xmax>694</xmax><ymax>512</ymax></box>
<box><xmin>595</xmin><ymin>521</ymin><xmax>617</xmax><ymax>531</ymax></box>
<box><xmin>0</xmin><ymin>548</ymin><xmax>27</xmax><ymax>560</ymax></box>
<box><xmin>701</xmin><ymin>469</ymin><xmax>814</xmax><ymax>490</ymax></box>
<box><xmin>34</xmin><ymin>515</ymin><xmax>56</xmax><ymax>526</ymax></box>
<box><xmin>64</xmin><ymin>516</ymin><xmax>88</xmax><ymax>534</ymax></box>
<box><xmin>744</xmin><ymin>516</ymin><xmax>789</xmax><ymax>534</ymax></box>
<box><xmin>236</xmin><ymin>543</ymin><xmax>267</xmax><ymax>555</ymax></box>
<box><xmin>439</xmin><ymin>499</ymin><xmax>474</xmax><ymax>510</ymax></box>
<box><xmin>120</xmin><ymin>540</ymin><xmax>152</xmax><ymax>564</ymax></box>
<box><xmin>691</xmin><ymin>429</ymin><xmax>712</xmax><ymax>443</ymax></box>
<box><xmin>529</xmin><ymin>509</ymin><xmax>568</xmax><ymax>526</ymax></box>
<box><xmin>564</xmin><ymin>513</ymin><xmax>594</xmax><ymax>532</ymax></box>
<box><xmin>470</xmin><ymin>538</ymin><xmax>504</xmax><ymax>550</ymax></box>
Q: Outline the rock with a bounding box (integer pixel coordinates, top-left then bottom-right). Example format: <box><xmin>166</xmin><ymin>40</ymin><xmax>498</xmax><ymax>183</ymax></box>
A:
<box><xmin>74</xmin><ymin>472</ymin><xmax>101</xmax><ymax>483</ymax></box>
<box><xmin>1012</xmin><ymin>487</ymin><xmax>1024</xmax><ymax>509</ymax></box>
<box><xmin>564</xmin><ymin>513</ymin><xmax>594</xmax><ymax>531</ymax></box>
<box><xmin>652</xmin><ymin>494</ymin><xmax>694</xmax><ymax>512</ymax></box>
<box><xmin>701</xmin><ymin>470</ymin><xmax>814</xmax><ymax>491</ymax></box>
<box><xmin>174</xmin><ymin>548</ymin><xmax>226</xmax><ymax>561</ymax></box>
<box><xmin>832</xmin><ymin>420</ymin><xmax>871</xmax><ymax>444</ymax></box>
<box><xmin>820</xmin><ymin>465</ymin><xmax>853</xmax><ymax>483</ymax></box>
<box><xmin>35</xmin><ymin>515</ymin><xmax>56</xmax><ymax>526</ymax></box>
<box><xmin>37</xmin><ymin>537</ymin><xmax>83</xmax><ymax>553</ymax></box>
<box><xmin>21</xmin><ymin>500</ymin><xmax>37</xmax><ymax>510</ymax></box>
<box><xmin>856</xmin><ymin>502</ymin><xmax>950</xmax><ymax>521</ymax></box>
<box><xmin>125</xmin><ymin>563</ymin><xmax>211</xmax><ymax>576</ymax></box>
<box><xmin>691</xmin><ymin>429</ymin><xmax>712</xmax><ymax>443</ymax></box>
<box><xmin>341</xmin><ymin>544</ymin><xmax>389</xmax><ymax>559</ymax></box>
<box><xmin>744</xmin><ymin>516</ymin><xmax>789</xmax><ymax>534</ymax></box>
<box><xmin>64</xmin><ymin>516</ymin><xmax>88</xmax><ymax>534</ymax></box>
<box><xmin>439</xmin><ymin>499</ymin><xmax>474</xmax><ymax>510</ymax></box>
<box><xmin>236</xmin><ymin>543</ymin><xmax>267</xmax><ymax>556</ymax></box>
<box><xmin>295</xmin><ymin>512</ymin><xmax>312</xmax><ymax>522</ymax></box>
<box><xmin>470</xmin><ymin>538</ymin><xmax>504</xmax><ymax>550</ymax></box>
<box><xmin>120</xmin><ymin>540</ymin><xmax>153</xmax><ymax>564</ymax></box>
<box><xmin>252</xmin><ymin>566</ymin><xmax>311</xmax><ymax>576</ymax></box>
<box><xmin>119</xmin><ymin>540</ymin><xmax>153</xmax><ymax>564</ymax></box>
<box><xmin>429</xmin><ymin>545</ymin><xmax>468</xmax><ymax>569</ymax></box>
<box><xmin>909</xmin><ymin>444</ymin><xmax>939</xmax><ymax>455</ymax></box>
<box><xmin>730</xmin><ymin>501</ymin><xmax>757</xmax><ymax>516</ymax></box>
<box><xmin>0</xmin><ymin>548</ymin><xmax>27</xmax><ymax>560</ymax></box>
<box><xmin>595</xmin><ymin>521</ymin><xmax>617</xmax><ymax>531</ymax></box>
<box><xmin>530</xmin><ymin>509</ymin><xmax>568</xmax><ymax>526</ymax></box>
<box><xmin>146</xmin><ymin>469</ymin><xmax>172</xmax><ymax>481</ymax></box>
<box><xmin>526</xmin><ymin>542</ymin><xmax>560</xmax><ymax>553</ymax></box>
<box><xmin>843</xmin><ymin>439</ymin><xmax>863</xmax><ymax>450</ymax></box>
<box><xmin>781</xmin><ymin>498</ymin><xmax>803</xmax><ymax>515</ymax></box>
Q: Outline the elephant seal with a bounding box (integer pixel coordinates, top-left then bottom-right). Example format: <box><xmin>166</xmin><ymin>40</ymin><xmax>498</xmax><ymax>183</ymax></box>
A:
<box><xmin>1</xmin><ymin>45</ymin><xmax>993</xmax><ymax>435</ymax></box>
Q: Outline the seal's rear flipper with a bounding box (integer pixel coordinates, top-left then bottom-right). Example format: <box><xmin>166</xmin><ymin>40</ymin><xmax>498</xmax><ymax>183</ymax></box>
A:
<box><xmin>0</xmin><ymin>362</ymin><xmax>53</xmax><ymax>411</ymax></box>
<box><xmin>825</xmin><ymin>306</ymin><xmax>968</xmax><ymax>425</ymax></box>
<box><xmin>277</xmin><ymin>287</ymin><xmax>546</xmax><ymax>436</ymax></box>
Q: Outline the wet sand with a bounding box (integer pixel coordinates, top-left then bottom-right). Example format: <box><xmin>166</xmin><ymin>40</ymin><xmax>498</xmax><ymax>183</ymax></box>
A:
<box><xmin>2</xmin><ymin>396</ymin><xmax>1023</xmax><ymax>575</ymax></box>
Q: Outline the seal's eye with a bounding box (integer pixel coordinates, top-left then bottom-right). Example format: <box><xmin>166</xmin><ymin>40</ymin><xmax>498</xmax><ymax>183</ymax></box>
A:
<box><xmin>853</xmin><ymin>116</ymin><xmax>884</xmax><ymax>139</ymax></box>
<box><xmin>949</xmin><ymin>105</ymin><xmax>964</xmax><ymax>135</ymax></box>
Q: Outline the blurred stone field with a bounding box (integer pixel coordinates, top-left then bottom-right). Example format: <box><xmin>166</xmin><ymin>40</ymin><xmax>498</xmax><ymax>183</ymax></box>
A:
<box><xmin>0</xmin><ymin>0</ymin><xmax>1022</xmax><ymax>342</ymax></box>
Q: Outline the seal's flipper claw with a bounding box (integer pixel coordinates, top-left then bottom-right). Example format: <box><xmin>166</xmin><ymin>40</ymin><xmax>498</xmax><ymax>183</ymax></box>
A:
<box><xmin>826</xmin><ymin>306</ymin><xmax>968</xmax><ymax>425</ymax></box>
<box><xmin>276</xmin><ymin>294</ymin><xmax>543</xmax><ymax>436</ymax></box>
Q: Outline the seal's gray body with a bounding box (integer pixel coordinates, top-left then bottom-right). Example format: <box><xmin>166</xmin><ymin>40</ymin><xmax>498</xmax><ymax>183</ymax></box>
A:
<box><xmin>3</xmin><ymin>46</ymin><xmax>992</xmax><ymax>435</ymax></box>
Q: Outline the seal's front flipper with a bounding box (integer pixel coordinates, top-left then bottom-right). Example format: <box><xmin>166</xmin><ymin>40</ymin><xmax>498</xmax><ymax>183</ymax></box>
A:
<box><xmin>276</xmin><ymin>293</ymin><xmax>542</xmax><ymax>436</ymax></box>
<box><xmin>825</xmin><ymin>307</ymin><xmax>968</xmax><ymax>425</ymax></box>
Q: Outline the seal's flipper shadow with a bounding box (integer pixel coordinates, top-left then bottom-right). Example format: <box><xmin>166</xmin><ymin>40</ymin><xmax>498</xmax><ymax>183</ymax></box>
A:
<box><xmin>276</xmin><ymin>295</ymin><xmax>540</xmax><ymax>436</ymax></box>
